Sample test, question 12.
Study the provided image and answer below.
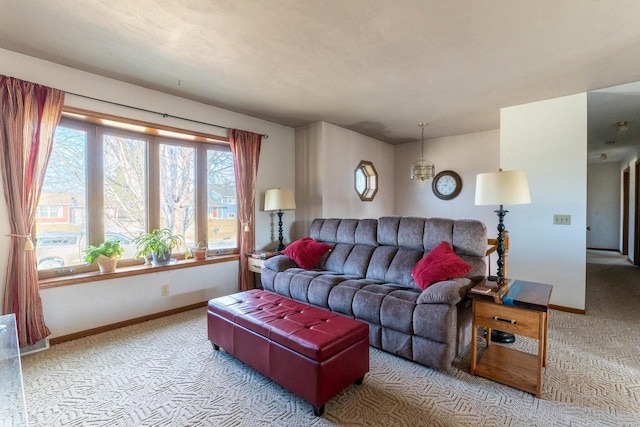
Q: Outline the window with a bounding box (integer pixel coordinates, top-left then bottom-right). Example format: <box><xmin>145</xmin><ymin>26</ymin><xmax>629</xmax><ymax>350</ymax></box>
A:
<box><xmin>103</xmin><ymin>131</ymin><xmax>147</xmax><ymax>260</ymax></box>
<box><xmin>36</xmin><ymin>115</ymin><xmax>237</xmax><ymax>274</ymax></box>
<box><xmin>159</xmin><ymin>143</ymin><xmax>195</xmax><ymax>252</ymax></box>
<box><xmin>354</xmin><ymin>160</ymin><xmax>378</xmax><ymax>201</ymax></box>
<box><xmin>37</xmin><ymin>206</ymin><xmax>64</xmax><ymax>219</ymax></box>
<box><xmin>206</xmin><ymin>149</ymin><xmax>237</xmax><ymax>249</ymax></box>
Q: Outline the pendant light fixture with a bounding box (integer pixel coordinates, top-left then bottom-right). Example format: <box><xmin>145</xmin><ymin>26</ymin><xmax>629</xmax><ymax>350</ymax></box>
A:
<box><xmin>410</xmin><ymin>122</ymin><xmax>435</xmax><ymax>181</ymax></box>
<box><xmin>616</xmin><ymin>121</ymin><xmax>629</xmax><ymax>133</ymax></box>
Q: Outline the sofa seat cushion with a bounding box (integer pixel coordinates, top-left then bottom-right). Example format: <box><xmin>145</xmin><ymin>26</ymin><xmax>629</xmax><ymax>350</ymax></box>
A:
<box><xmin>352</xmin><ymin>283</ymin><xmax>413</xmax><ymax>324</ymax></box>
<box><xmin>328</xmin><ymin>279</ymin><xmax>382</xmax><ymax>317</ymax></box>
<box><xmin>271</xmin><ymin>268</ymin><xmax>359</xmax><ymax>307</ymax></box>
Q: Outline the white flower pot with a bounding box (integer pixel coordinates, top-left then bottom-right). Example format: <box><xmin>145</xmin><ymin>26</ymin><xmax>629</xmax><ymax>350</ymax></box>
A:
<box><xmin>97</xmin><ymin>255</ymin><xmax>118</xmax><ymax>273</ymax></box>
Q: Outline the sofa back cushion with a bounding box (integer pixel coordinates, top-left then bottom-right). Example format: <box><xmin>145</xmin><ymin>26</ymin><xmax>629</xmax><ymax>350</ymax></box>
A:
<box><xmin>323</xmin><ymin>243</ymin><xmax>374</xmax><ymax>277</ymax></box>
<box><xmin>424</xmin><ymin>218</ymin><xmax>455</xmax><ymax>250</ymax></box>
<box><xmin>310</xmin><ymin>218</ymin><xmax>377</xmax><ymax>245</ymax></box>
<box><xmin>398</xmin><ymin>217</ymin><xmax>427</xmax><ymax>250</ymax></box>
<box><xmin>452</xmin><ymin>219</ymin><xmax>487</xmax><ymax>258</ymax></box>
<box><xmin>382</xmin><ymin>247</ymin><xmax>424</xmax><ymax>287</ymax></box>
<box><xmin>365</xmin><ymin>246</ymin><xmax>396</xmax><ymax>282</ymax></box>
<box><xmin>343</xmin><ymin>244</ymin><xmax>376</xmax><ymax>277</ymax></box>
<box><xmin>377</xmin><ymin>216</ymin><xmax>401</xmax><ymax>246</ymax></box>
<box><xmin>311</xmin><ymin>218</ymin><xmax>378</xmax><ymax>276</ymax></box>
<box><xmin>309</xmin><ymin>216</ymin><xmax>486</xmax><ymax>281</ymax></box>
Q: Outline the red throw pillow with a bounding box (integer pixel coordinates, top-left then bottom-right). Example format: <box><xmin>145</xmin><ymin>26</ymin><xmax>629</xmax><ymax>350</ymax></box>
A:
<box><xmin>412</xmin><ymin>241</ymin><xmax>472</xmax><ymax>290</ymax></box>
<box><xmin>282</xmin><ymin>237</ymin><xmax>332</xmax><ymax>270</ymax></box>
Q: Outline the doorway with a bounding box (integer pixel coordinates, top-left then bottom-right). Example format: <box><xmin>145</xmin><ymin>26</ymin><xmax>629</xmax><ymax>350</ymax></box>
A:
<box><xmin>623</xmin><ymin>167</ymin><xmax>629</xmax><ymax>256</ymax></box>
<box><xmin>635</xmin><ymin>160</ymin><xmax>640</xmax><ymax>265</ymax></box>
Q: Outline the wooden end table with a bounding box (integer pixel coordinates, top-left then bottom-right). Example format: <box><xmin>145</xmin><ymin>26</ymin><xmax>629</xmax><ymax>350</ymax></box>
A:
<box><xmin>245</xmin><ymin>252</ymin><xmax>279</xmax><ymax>288</ymax></box>
<box><xmin>469</xmin><ymin>279</ymin><xmax>553</xmax><ymax>397</ymax></box>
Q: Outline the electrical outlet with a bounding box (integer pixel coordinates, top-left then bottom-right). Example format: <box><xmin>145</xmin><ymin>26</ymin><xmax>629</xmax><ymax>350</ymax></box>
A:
<box><xmin>161</xmin><ymin>284</ymin><xmax>170</xmax><ymax>296</ymax></box>
<box><xmin>553</xmin><ymin>214</ymin><xmax>571</xmax><ymax>225</ymax></box>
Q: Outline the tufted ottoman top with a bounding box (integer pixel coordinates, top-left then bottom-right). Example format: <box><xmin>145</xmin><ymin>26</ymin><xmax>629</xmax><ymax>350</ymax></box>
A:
<box><xmin>208</xmin><ymin>289</ymin><xmax>369</xmax><ymax>361</ymax></box>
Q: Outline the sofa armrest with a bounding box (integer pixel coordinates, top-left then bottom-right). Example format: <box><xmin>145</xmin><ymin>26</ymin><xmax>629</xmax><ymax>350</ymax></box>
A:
<box><xmin>416</xmin><ymin>276</ymin><xmax>483</xmax><ymax>305</ymax></box>
<box><xmin>264</xmin><ymin>255</ymin><xmax>298</xmax><ymax>272</ymax></box>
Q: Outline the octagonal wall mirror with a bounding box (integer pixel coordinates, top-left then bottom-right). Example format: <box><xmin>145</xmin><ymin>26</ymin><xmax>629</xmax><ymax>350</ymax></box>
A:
<box><xmin>354</xmin><ymin>160</ymin><xmax>378</xmax><ymax>201</ymax></box>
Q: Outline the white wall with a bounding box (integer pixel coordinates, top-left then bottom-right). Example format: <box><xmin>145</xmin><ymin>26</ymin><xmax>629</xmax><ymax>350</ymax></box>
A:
<box><xmin>501</xmin><ymin>93</ymin><xmax>588</xmax><ymax>311</ymax></box>
<box><xmin>321</xmin><ymin>122</ymin><xmax>395</xmax><ymax>218</ymax></box>
<box><xmin>394</xmin><ymin>129</ymin><xmax>501</xmax><ymax>273</ymax></box>
<box><xmin>394</xmin><ymin>130</ymin><xmax>500</xmax><ymax>221</ymax></box>
<box><xmin>587</xmin><ymin>162</ymin><xmax>622</xmax><ymax>250</ymax></box>
<box><xmin>293</xmin><ymin>121</ymin><xmax>395</xmax><ymax>238</ymax></box>
<box><xmin>293</xmin><ymin>123</ymin><xmax>324</xmax><ymax>239</ymax></box>
<box><xmin>0</xmin><ymin>49</ymin><xmax>295</xmax><ymax>336</ymax></box>
<box><xmin>41</xmin><ymin>262</ymin><xmax>237</xmax><ymax>338</ymax></box>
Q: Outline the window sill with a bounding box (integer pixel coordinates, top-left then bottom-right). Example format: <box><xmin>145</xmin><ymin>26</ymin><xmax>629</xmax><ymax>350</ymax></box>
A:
<box><xmin>39</xmin><ymin>254</ymin><xmax>240</xmax><ymax>289</ymax></box>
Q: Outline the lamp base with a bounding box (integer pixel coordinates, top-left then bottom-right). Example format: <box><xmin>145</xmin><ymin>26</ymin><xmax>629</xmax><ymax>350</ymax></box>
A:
<box><xmin>275</xmin><ymin>210</ymin><xmax>285</xmax><ymax>253</ymax></box>
<box><xmin>491</xmin><ymin>330</ymin><xmax>516</xmax><ymax>344</ymax></box>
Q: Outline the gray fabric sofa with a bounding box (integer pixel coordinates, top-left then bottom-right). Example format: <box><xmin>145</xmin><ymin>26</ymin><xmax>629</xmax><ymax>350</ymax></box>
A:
<box><xmin>261</xmin><ymin>216</ymin><xmax>487</xmax><ymax>370</ymax></box>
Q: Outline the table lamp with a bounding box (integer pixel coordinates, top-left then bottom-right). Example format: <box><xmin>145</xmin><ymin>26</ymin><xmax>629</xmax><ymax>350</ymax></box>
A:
<box><xmin>475</xmin><ymin>169</ymin><xmax>531</xmax><ymax>343</ymax></box>
<box><xmin>264</xmin><ymin>188</ymin><xmax>296</xmax><ymax>252</ymax></box>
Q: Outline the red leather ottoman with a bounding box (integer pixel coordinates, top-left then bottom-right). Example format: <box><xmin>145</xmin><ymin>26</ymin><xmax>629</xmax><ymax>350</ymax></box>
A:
<box><xmin>207</xmin><ymin>289</ymin><xmax>369</xmax><ymax>416</ymax></box>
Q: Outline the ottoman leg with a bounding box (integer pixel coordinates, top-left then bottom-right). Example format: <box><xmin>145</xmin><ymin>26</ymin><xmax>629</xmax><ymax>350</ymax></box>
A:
<box><xmin>354</xmin><ymin>375</ymin><xmax>365</xmax><ymax>385</ymax></box>
<box><xmin>212</xmin><ymin>342</ymin><xmax>220</xmax><ymax>351</ymax></box>
<box><xmin>313</xmin><ymin>405</ymin><xmax>325</xmax><ymax>417</ymax></box>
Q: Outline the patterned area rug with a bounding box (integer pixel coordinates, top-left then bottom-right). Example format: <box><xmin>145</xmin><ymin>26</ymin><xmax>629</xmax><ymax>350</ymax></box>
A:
<box><xmin>21</xmin><ymin>262</ymin><xmax>640</xmax><ymax>426</ymax></box>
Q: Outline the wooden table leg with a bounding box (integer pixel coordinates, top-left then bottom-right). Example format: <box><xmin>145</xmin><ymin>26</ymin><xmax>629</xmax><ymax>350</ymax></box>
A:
<box><xmin>471</xmin><ymin>303</ymin><xmax>478</xmax><ymax>374</ymax></box>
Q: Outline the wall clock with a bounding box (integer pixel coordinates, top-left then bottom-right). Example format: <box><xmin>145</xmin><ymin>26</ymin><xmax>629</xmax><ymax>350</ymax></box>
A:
<box><xmin>432</xmin><ymin>170</ymin><xmax>462</xmax><ymax>200</ymax></box>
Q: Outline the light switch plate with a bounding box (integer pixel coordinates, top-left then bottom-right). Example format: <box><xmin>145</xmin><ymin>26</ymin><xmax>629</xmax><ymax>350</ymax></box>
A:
<box><xmin>553</xmin><ymin>214</ymin><xmax>571</xmax><ymax>225</ymax></box>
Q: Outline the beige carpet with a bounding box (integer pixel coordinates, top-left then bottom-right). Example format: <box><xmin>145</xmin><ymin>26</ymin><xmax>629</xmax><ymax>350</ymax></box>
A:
<box><xmin>21</xmin><ymin>258</ymin><xmax>640</xmax><ymax>426</ymax></box>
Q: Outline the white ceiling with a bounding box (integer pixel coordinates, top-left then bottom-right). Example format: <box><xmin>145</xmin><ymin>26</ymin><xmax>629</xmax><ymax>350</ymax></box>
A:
<box><xmin>1</xmin><ymin>0</ymin><xmax>639</xmax><ymax>160</ymax></box>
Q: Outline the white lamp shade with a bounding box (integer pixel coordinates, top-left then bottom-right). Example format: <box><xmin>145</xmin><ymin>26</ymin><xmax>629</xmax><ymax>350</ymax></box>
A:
<box><xmin>264</xmin><ymin>188</ymin><xmax>296</xmax><ymax>211</ymax></box>
<box><xmin>475</xmin><ymin>170</ymin><xmax>531</xmax><ymax>206</ymax></box>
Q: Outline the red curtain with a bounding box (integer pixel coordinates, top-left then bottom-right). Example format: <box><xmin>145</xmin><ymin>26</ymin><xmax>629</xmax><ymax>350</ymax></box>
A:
<box><xmin>0</xmin><ymin>76</ymin><xmax>65</xmax><ymax>346</ymax></box>
<box><xmin>229</xmin><ymin>129</ymin><xmax>262</xmax><ymax>291</ymax></box>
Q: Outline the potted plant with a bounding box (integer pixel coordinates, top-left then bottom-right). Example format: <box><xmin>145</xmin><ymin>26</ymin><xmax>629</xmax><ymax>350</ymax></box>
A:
<box><xmin>84</xmin><ymin>239</ymin><xmax>125</xmax><ymax>273</ymax></box>
<box><xmin>133</xmin><ymin>228</ymin><xmax>184</xmax><ymax>266</ymax></box>
<box><xmin>190</xmin><ymin>241</ymin><xmax>207</xmax><ymax>261</ymax></box>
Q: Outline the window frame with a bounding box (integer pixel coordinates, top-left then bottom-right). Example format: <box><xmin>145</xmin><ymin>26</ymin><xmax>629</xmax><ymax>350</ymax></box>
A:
<box><xmin>37</xmin><ymin>108</ymin><xmax>237</xmax><ymax>281</ymax></box>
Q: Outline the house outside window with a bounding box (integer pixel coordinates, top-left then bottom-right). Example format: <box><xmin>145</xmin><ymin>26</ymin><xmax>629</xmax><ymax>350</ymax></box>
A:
<box><xmin>37</xmin><ymin>205</ymin><xmax>64</xmax><ymax>219</ymax></box>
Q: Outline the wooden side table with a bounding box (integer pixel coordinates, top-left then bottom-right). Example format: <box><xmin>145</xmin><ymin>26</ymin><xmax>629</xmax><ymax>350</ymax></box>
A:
<box><xmin>469</xmin><ymin>280</ymin><xmax>553</xmax><ymax>397</ymax></box>
<box><xmin>245</xmin><ymin>252</ymin><xmax>279</xmax><ymax>288</ymax></box>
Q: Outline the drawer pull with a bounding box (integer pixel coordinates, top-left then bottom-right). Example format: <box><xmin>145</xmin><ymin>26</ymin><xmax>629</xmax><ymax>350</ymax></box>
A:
<box><xmin>492</xmin><ymin>316</ymin><xmax>516</xmax><ymax>324</ymax></box>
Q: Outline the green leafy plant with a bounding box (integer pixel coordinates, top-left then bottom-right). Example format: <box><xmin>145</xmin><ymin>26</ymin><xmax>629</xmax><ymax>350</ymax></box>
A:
<box><xmin>84</xmin><ymin>239</ymin><xmax>125</xmax><ymax>264</ymax></box>
<box><xmin>132</xmin><ymin>228</ymin><xmax>184</xmax><ymax>260</ymax></box>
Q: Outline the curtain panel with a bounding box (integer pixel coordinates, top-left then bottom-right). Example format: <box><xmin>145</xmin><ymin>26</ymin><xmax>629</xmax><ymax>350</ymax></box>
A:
<box><xmin>0</xmin><ymin>75</ymin><xmax>65</xmax><ymax>346</ymax></box>
<box><xmin>229</xmin><ymin>129</ymin><xmax>262</xmax><ymax>291</ymax></box>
